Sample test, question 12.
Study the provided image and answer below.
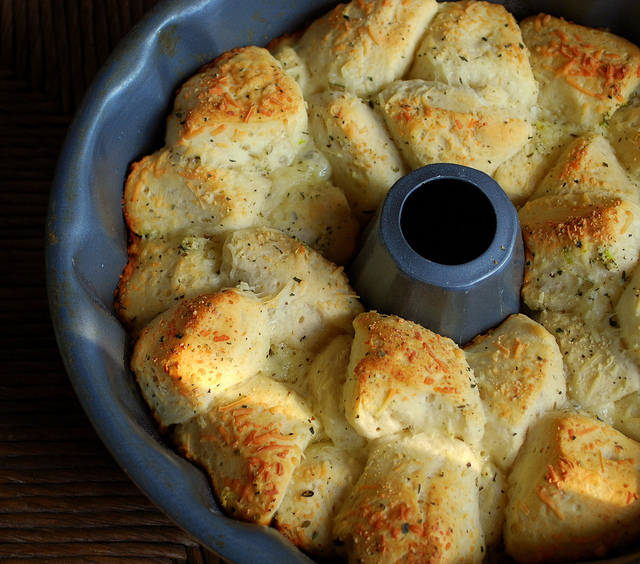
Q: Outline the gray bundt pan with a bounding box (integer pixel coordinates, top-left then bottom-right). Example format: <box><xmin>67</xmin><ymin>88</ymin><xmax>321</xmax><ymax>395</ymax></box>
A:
<box><xmin>46</xmin><ymin>0</ymin><xmax>640</xmax><ymax>562</ymax></box>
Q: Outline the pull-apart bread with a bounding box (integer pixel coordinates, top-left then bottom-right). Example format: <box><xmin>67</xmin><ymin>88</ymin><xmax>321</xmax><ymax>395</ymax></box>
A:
<box><xmin>296</xmin><ymin>0</ymin><xmax>439</xmax><ymax>98</ymax></box>
<box><xmin>521</xmin><ymin>14</ymin><xmax>640</xmax><ymax>128</ymax></box>
<box><xmin>464</xmin><ymin>314</ymin><xmax>566</xmax><ymax>471</ymax></box>
<box><xmin>116</xmin><ymin>1</ymin><xmax>640</xmax><ymax>562</ymax></box>
<box><xmin>344</xmin><ymin>312</ymin><xmax>485</xmax><ymax>447</ymax></box>
<box><xmin>407</xmin><ymin>0</ymin><xmax>539</xmax><ymax>108</ymax></box>
<box><xmin>504</xmin><ymin>411</ymin><xmax>640</xmax><ymax>563</ymax></box>
<box><xmin>165</xmin><ymin>46</ymin><xmax>308</xmax><ymax>172</ymax></box>
<box><xmin>333</xmin><ymin>433</ymin><xmax>485</xmax><ymax>564</ymax></box>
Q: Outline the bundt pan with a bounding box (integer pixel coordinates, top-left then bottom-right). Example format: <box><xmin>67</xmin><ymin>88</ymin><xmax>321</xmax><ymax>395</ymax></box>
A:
<box><xmin>46</xmin><ymin>0</ymin><xmax>640</xmax><ymax>563</ymax></box>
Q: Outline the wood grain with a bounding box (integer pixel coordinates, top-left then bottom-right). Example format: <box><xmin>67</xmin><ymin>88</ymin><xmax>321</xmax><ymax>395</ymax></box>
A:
<box><xmin>0</xmin><ymin>1</ymin><xmax>225</xmax><ymax>561</ymax></box>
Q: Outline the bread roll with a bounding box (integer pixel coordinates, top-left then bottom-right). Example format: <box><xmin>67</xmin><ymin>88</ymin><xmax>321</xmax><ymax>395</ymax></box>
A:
<box><xmin>378</xmin><ymin>79</ymin><xmax>532</xmax><ymax>175</ymax></box>
<box><xmin>521</xmin><ymin>14</ymin><xmax>640</xmax><ymax>127</ymax></box>
<box><xmin>268</xmin><ymin>34</ymin><xmax>310</xmax><ymax>94</ymax></box>
<box><xmin>115</xmin><ymin>235</ymin><xmax>226</xmax><ymax>335</ymax></box>
<box><xmin>616</xmin><ymin>261</ymin><xmax>640</xmax><ymax>364</ymax></box>
<box><xmin>504</xmin><ymin>410</ymin><xmax>640</xmax><ymax>563</ymax></box>
<box><xmin>344</xmin><ymin>312</ymin><xmax>485</xmax><ymax>447</ymax></box>
<box><xmin>493</xmin><ymin>121</ymin><xmax>574</xmax><ymax>206</ymax></box>
<box><xmin>131</xmin><ymin>289</ymin><xmax>270</xmax><ymax>426</ymax></box>
<box><xmin>608</xmin><ymin>94</ymin><xmax>640</xmax><ymax>180</ymax></box>
<box><xmin>123</xmin><ymin>148</ymin><xmax>271</xmax><ymax>238</ymax></box>
<box><xmin>333</xmin><ymin>432</ymin><xmax>484</xmax><ymax>564</ymax></box>
<box><xmin>165</xmin><ymin>46</ymin><xmax>308</xmax><ymax>172</ymax></box>
<box><xmin>529</xmin><ymin>133</ymin><xmax>639</xmax><ymax>203</ymax></box>
<box><xmin>539</xmin><ymin>310</ymin><xmax>640</xmax><ymax>413</ymax></box>
<box><xmin>274</xmin><ymin>442</ymin><xmax>362</xmax><ymax>557</ymax></box>
<box><xmin>296</xmin><ymin>0</ymin><xmax>438</xmax><ymax>97</ymax></box>
<box><xmin>609</xmin><ymin>391</ymin><xmax>640</xmax><ymax>443</ymax></box>
<box><xmin>409</xmin><ymin>0</ymin><xmax>538</xmax><ymax>108</ymax></box>
<box><xmin>465</xmin><ymin>314</ymin><xmax>566</xmax><ymax>470</ymax></box>
<box><xmin>222</xmin><ymin>227</ymin><xmax>363</xmax><ymax>353</ymax></box>
<box><xmin>306</xmin><ymin>334</ymin><xmax>368</xmax><ymax>457</ymax></box>
<box><xmin>264</xmin><ymin>151</ymin><xmax>360</xmax><ymax>264</ymax></box>
<box><xmin>308</xmin><ymin>90</ymin><xmax>407</xmax><ymax>222</ymax></box>
<box><xmin>478</xmin><ymin>460</ymin><xmax>507</xmax><ymax>548</ymax></box>
<box><xmin>173</xmin><ymin>373</ymin><xmax>318</xmax><ymax>525</ymax></box>
<box><xmin>519</xmin><ymin>192</ymin><xmax>640</xmax><ymax>314</ymax></box>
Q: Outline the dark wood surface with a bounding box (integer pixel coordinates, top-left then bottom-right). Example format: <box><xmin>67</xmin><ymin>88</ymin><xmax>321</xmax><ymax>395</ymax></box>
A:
<box><xmin>0</xmin><ymin>1</ymin><xmax>224</xmax><ymax>561</ymax></box>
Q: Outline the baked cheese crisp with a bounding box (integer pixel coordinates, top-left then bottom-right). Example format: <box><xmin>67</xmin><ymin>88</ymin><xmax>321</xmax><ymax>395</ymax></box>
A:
<box><xmin>115</xmin><ymin>1</ymin><xmax>640</xmax><ymax>562</ymax></box>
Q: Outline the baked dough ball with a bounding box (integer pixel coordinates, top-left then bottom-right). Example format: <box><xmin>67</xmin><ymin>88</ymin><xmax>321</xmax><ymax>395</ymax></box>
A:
<box><xmin>173</xmin><ymin>373</ymin><xmax>319</xmax><ymax>525</ymax></box>
<box><xmin>539</xmin><ymin>310</ymin><xmax>640</xmax><ymax>415</ymax></box>
<box><xmin>378</xmin><ymin>79</ymin><xmax>533</xmax><ymax>175</ymax></box>
<box><xmin>519</xmin><ymin>192</ymin><xmax>640</xmax><ymax>314</ymax></box>
<box><xmin>115</xmin><ymin>235</ymin><xmax>226</xmax><ymax>335</ymax></box>
<box><xmin>265</xmin><ymin>150</ymin><xmax>360</xmax><ymax>265</ymax></box>
<box><xmin>165</xmin><ymin>46</ymin><xmax>308</xmax><ymax>172</ymax></box>
<box><xmin>308</xmin><ymin>90</ymin><xmax>407</xmax><ymax>222</ymax></box>
<box><xmin>504</xmin><ymin>410</ymin><xmax>640</xmax><ymax>563</ymax></box>
<box><xmin>123</xmin><ymin>148</ymin><xmax>271</xmax><ymax>238</ymax></box>
<box><xmin>122</xmin><ymin>145</ymin><xmax>359</xmax><ymax>266</ymax></box>
<box><xmin>131</xmin><ymin>289</ymin><xmax>270</xmax><ymax>427</ymax></box>
<box><xmin>608</xmin><ymin>94</ymin><xmax>640</xmax><ymax>180</ymax></box>
<box><xmin>464</xmin><ymin>314</ymin><xmax>566</xmax><ymax>471</ymax></box>
<box><xmin>333</xmin><ymin>432</ymin><xmax>484</xmax><ymax>564</ymax></box>
<box><xmin>529</xmin><ymin>133</ymin><xmax>639</xmax><ymax>204</ymax></box>
<box><xmin>306</xmin><ymin>334</ymin><xmax>368</xmax><ymax>457</ymax></box>
<box><xmin>521</xmin><ymin>14</ymin><xmax>640</xmax><ymax>127</ymax></box>
<box><xmin>222</xmin><ymin>227</ymin><xmax>363</xmax><ymax>353</ymax></box>
<box><xmin>274</xmin><ymin>442</ymin><xmax>362</xmax><ymax>557</ymax></box>
<box><xmin>296</xmin><ymin>0</ymin><xmax>438</xmax><ymax>98</ymax></box>
<box><xmin>268</xmin><ymin>34</ymin><xmax>310</xmax><ymax>94</ymax></box>
<box><xmin>493</xmin><ymin>121</ymin><xmax>575</xmax><ymax>206</ymax></box>
<box><xmin>408</xmin><ymin>0</ymin><xmax>538</xmax><ymax>109</ymax></box>
<box><xmin>616</xmin><ymin>262</ymin><xmax>640</xmax><ymax>364</ymax></box>
<box><xmin>344</xmin><ymin>312</ymin><xmax>485</xmax><ymax>447</ymax></box>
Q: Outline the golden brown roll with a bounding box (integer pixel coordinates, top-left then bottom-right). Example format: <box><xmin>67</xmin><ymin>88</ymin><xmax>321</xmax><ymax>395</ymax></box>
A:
<box><xmin>308</xmin><ymin>90</ymin><xmax>407</xmax><ymax>222</ymax></box>
<box><xmin>465</xmin><ymin>314</ymin><xmax>566</xmax><ymax>470</ymax></box>
<box><xmin>521</xmin><ymin>13</ymin><xmax>640</xmax><ymax>127</ymax></box>
<box><xmin>165</xmin><ymin>46</ymin><xmax>308</xmax><ymax>172</ymax></box>
<box><xmin>274</xmin><ymin>441</ymin><xmax>362</xmax><ymax>557</ymax></box>
<box><xmin>173</xmin><ymin>373</ymin><xmax>319</xmax><ymax>525</ymax></box>
<box><xmin>123</xmin><ymin>148</ymin><xmax>271</xmax><ymax>239</ymax></box>
<box><xmin>131</xmin><ymin>289</ymin><xmax>270</xmax><ymax>426</ymax></box>
<box><xmin>378</xmin><ymin>79</ymin><xmax>532</xmax><ymax>175</ymax></box>
<box><xmin>529</xmin><ymin>133</ymin><xmax>639</xmax><ymax>203</ymax></box>
<box><xmin>539</xmin><ymin>310</ymin><xmax>640</xmax><ymax>414</ymax></box>
<box><xmin>296</xmin><ymin>0</ymin><xmax>438</xmax><ymax>97</ymax></box>
<box><xmin>409</xmin><ymin>0</ymin><xmax>538</xmax><ymax>108</ymax></box>
<box><xmin>333</xmin><ymin>432</ymin><xmax>484</xmax><ymax>564</ymax></box>
<box><xmin>504</xmin><ymin>410</ymin><xmax>640</xmax><ymax>563</ymax></box>
<box><xmin>519</xmin><ymin>192</ymin><xmax>640</xmax><ymax>314</ymax></box>
<box><xmin>344</xmin><ymin>312</ymin><xmax>485</xmax><ymax>448</ymax></box>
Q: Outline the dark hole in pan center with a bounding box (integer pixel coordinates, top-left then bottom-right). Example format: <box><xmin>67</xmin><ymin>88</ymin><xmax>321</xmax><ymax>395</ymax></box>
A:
<box><xmin>400</xmin><ymin>178</ymin><xmax>497</xmax><ymax>266</ymax></box>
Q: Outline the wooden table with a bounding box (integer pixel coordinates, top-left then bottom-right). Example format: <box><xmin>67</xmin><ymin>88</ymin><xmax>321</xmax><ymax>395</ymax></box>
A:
<box><xmin>0</xmin><ymin>1</ymin><xmax>223</xmax><ymax>561</ymax></box>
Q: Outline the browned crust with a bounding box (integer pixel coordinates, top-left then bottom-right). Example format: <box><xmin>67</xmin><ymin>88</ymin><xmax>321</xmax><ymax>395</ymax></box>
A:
<box><xmin>176</xmin><ymin>46</ymin><xmax>304</xmax><ymax>137</ymax></box>
<box><xmin>522</xmin><ymin>13</ymin><xmax>640</xmax><ymax>105</ymax></box>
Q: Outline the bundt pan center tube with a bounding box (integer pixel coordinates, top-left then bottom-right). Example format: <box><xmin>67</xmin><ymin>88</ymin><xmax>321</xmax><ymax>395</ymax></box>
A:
<box><xmin>348</xmin><ymin>163</ymin><xmax>524</xmax><ymax>345</ymax></box>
